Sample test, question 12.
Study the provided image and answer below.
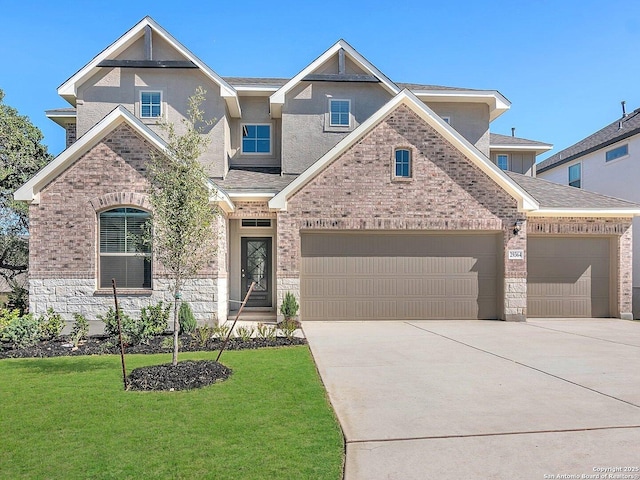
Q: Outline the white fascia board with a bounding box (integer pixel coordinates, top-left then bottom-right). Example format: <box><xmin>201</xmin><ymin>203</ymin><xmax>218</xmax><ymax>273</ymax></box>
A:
<box><xmin>46</xmin><ymin>111</ymin><xmax>77</xmax><ymax>127</ymax></box>
<box><xmin>57</xmin><ymin>17</ymin><xmax>240</xmax><ymax>115</ymax></box>
<box><xmin>227</xmin><ymin>192</ymin><xmax>276</xmax><ymax>201</ymax></box>
<box><xmin>235</xmin><ymin>86</ymin><xmax>280</xmax><ymax>96</ymax></box>
<box><xmin>15</xmin><ymin>106</ymin><xmax>167</xmax><ymax>203</ymax></box>
<box><xmin>413</xmin><ymin>90</ymin><xmax>511</xmax><ymax>121</ymax></box>
<box><xmin>490</xmin><ymin>144</ymin><xmax>553</xmax><ymax>155</ymax></box>
<box><xmin>269</xmin><ymin>39</ymin><xmax>400</xmax><ymax>117</ymax></box>
<box><xmin>527</xmin><ymin>209</ymin><xmax>640</xmax><ymax>218</ymax></box>
<box><xmin>269</xmin><ymin>89</ymin><xmax>538</xmax><ymax>212</ymax></box>
<box><xmin>207</xmin><ymin>182</ymin><xmax>235</xmax><ymax>213</ymax></box>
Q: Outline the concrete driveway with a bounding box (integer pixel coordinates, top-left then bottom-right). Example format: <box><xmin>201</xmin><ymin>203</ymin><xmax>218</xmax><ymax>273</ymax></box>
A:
<box><xmin>303</xmin><ymin>319</ymin><xmax>640</xmax><ymax>480</ymax></box>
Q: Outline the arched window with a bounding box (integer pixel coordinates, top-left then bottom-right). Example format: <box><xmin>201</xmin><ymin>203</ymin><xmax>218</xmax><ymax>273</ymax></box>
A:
<box><xmin>395</xmin><ymin>148</ymin><xmax>411</xmax><ymax>178</ymax></box>
<box><xmin>99</xmin><ymin>208</ymin><xmax>151</xmax><ymax>289</ymax></box>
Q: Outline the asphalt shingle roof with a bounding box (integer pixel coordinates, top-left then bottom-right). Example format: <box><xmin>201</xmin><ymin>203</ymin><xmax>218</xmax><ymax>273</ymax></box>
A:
<box><xmin>490</xmin><ymin>133</ymin><xmax>551</xmax><ymax>148</ymax></box>
<box><xmin>213</xmin><ymin>167</ymin><xmax>298</xmax><ymax>193</ymax></box>
<box><xmin>537</xmin><ymin>108</ymin><xmax>640</xmax><ymax>173</ymax></box>
<box><xmin>505</xmin><ymin>171</ymin><xmax>640</xmax><ymax>210</ymax></box>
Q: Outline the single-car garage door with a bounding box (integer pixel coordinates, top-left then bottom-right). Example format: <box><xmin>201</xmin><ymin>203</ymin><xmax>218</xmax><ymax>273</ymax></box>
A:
<box><xmin>300</xmin><ymin>232</ymin><xmax>501</xmax><ymax>320</ymax></box>
<box><xmin>527</xmin><ymin>236</ymin><xmax>612</xmax><ymax>317</ymax></box>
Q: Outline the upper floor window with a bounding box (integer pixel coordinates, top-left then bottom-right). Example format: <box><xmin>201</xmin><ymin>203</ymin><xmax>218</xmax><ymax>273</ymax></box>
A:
<box><xmin>441</xmin><ymin>116</ymin><xmax>451</xmax><ymax>125</ymax></box>
<box><xmin>242</xmin><ymin>124</ymin><xmax>271</xmax><ymax>154</ymax></box>
<box><xmin>568</xmin><ymin>163</ymin><xmax>581</xmax><ymax>188</ymax></box>
<box><xmin>497</xmin><ymin>154</ymin><xmax>509</xmax><ymax>170</ymax></box>
<box><xmin>330</xmin><ymin>99</ymin><xmax>350</xmax><ymax>127</ymax></box>
<box><xmin>395</xmin><ymin>149</ymin><xmax>411</xmax><ymax>178</ymax></box>
<box><xmin>605</xmin><ymin>144</ymin><xmax>628</xmax><ymax>162</ymax></box>
<box><xmin>99</xmin><ymin>208</ymin><xmax>151</xmax><ymax>289</ymax></box>
<box><xmin>140</xmin><ymin>91</ymin><xmax>162</xmax><ymax>118</ymax></box>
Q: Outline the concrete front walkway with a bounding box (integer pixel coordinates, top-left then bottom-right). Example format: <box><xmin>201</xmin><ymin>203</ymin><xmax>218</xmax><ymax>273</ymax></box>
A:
<box><xmin>303</xmin><ymin>319</ymin><xmax>640</xmax><ymax>480</ymax></box>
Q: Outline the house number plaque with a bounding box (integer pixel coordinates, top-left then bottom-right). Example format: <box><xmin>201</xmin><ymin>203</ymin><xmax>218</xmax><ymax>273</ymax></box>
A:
<box><xmin>508</xmin><ymin>250</ymin><xmax>524</xmax><ymax>260</ymax></box>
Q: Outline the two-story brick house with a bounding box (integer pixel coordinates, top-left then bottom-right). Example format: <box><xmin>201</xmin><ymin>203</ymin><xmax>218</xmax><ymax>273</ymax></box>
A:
<box><xmin>15</xmin><ymin>17</ymin><xmax>640</xmax><ymax>328</ymax></box>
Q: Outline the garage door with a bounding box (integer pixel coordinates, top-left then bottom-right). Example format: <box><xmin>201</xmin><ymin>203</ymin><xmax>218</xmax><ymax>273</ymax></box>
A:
<box><xmin>527</xmin><ymin>237</ymin><xmax>611</xmax><ymax>317</ymax></box>
<box><xmin>300</xmin><ymin>232</ymin><xmax>500</xmax><ymax>320</ymax></box>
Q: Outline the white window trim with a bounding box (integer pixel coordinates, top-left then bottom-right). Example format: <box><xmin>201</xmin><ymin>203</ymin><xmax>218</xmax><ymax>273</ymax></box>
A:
<box><xmin>241</xmin><ymin>123</ymin><xmax>273</xmax><ymax>156</ymax></box>
<box><xmin>497</xmin><ymin>154</ymin><xmax>509</xmax><ymax>170</ymax></box>
<box><xmin>568</xmin><ymin>162</ymin><xmax>581</xmax><ymax>188</ymax></box>
<box><xmin>605</xmin><ymin>143</ymin><xmax>629</xmax><ymax>163</ymax></box>
<box><xmin>139</xmin><ymin>90</ymin><xmax>163</xmax><ymax>119</ymax></box>
<box><xmin>329</xmin><ymin>99</ymin><xmax>351</xmax><ymax>127</ymax></box>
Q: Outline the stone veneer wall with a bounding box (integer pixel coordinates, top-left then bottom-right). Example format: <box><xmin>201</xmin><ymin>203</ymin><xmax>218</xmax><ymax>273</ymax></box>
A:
<box><xmin>29</xmin><ymin>122</ymin><xmax>224</xmax><ymax>328</ymax></box>
<box><xmin>277</xmin><ymin>104</ymin><xmax>527</xmax><ymax>320</ymax></box>
<box><xmin>528</xmin><ymin>217</ymin><xmax>633</xmax><ymax>319</ymax></box>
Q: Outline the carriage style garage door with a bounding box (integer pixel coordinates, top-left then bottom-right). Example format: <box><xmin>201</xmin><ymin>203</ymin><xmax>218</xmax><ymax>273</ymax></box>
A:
<box><xmin>300</xmin><ymin>232</ymin><xmax>501</xmax><ymax>320</ymax></box>
<box><xmin>527</xmin><ymin>236</ymin><xmax>612</xmax><ymax>317</ymax></box>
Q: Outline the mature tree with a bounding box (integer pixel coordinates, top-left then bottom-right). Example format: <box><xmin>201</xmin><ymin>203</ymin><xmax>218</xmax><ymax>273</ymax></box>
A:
<box><xmin>145</xmin><ymin>87</ymin><xmax>218</xmax><ymax>365</ymax></box>
<box><xmin>0</xmin><ymin>88</ymin><xmax>53</xmax><ymax>282</ymax></box>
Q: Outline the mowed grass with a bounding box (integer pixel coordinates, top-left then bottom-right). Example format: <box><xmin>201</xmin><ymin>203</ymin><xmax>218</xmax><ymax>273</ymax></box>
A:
<box><xmin>0</xmin><ymin>346</ymin><xmax>344</xmax><ymax>479</ymax></box>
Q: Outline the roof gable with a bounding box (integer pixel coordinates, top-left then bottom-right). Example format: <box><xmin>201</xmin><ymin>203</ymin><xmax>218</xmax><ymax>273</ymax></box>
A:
<box><xmin>269</xmin><ymin>39</ymin><xmax>400</xmax><ymax>117</ymax></box>
<box><xmin>14</xmin><ymin>106</ymin><xmax>233</xmax><ymax>211</ymax></box>
<box><xmin>57</xmin><ymin>17</ymin><xmax>240</xmax><ymax>116</ymax></box>
<box><xmin>269</xmin><ymin>89</ymin><xmax>539</xmax><ymax>212</ymax></box>
<box><xmin>489</xmin><ymin>133</ymin><xmax>552</xmax><ymax>155</ymax></box>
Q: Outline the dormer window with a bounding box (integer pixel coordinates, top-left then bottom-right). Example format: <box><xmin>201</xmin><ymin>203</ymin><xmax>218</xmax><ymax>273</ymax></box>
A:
<box><xmin>140</xmin><ymin>91</ymin><xmax>162</xmax><ymax>118</ymax></box>
<box><xmin>497</xmin><ymin>154</ymin><xmax>509</xmax><ymax>170</ymax></box>
<box><xmin>330</xmin><ymin>99</ymin><xmax>350</xmax><ymax>127</ymax></box>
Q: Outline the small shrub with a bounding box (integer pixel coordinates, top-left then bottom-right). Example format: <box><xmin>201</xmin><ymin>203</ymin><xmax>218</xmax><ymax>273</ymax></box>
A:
<box><xmin>140</xmin><ymin>301</ymin><xmax>171</xmax><ymax>337</ymax></box>
<box><xmin>6</xmin><ymin>280</ymin><xmax>28</xmax><ymax>315</ymax></box>
<box><xmin>1</xmin><ymin>314</ymin><xmax>41</xmax><ymax>348</ymax></box>
<box><xmin>38</xmin><ymin>307</ymin><xmax>65</xmax><ymax>340</ymax></box>
<box><xmin>280</xmin><ymin>292</ymin><xmax>299</xmax><ymax>321</ymax></box>
<box><xmin>256</xmin><ymin>322</ymin><xmax>276</xmax><ymax>341</ymax></box>
<box><xmin>97</xmin><ymin>307</ymin><xmax>142</xmax><ymax>344</ymax></box>
<box><xmin>278</xmin><ymin>319</ymin><xmax>299</xmax><ymax>340</ymax></box>
<box><xmin>236</xmin><ymin>325</ymin><xmax>254</xmax><ymax>342</ymax></box>
<box><xmin>178</xmin><ymin>302</ymin><xmax>197</xmax><ymax>334</ymax></box>
<box><xmin>70</xmin><ymin>313</ymin><xmax>89</xmax><ymax>346</ymax></box>
<box><xmin>161</xmin><ymin>336</ymin><xmax>182</xmax><ymax>350</ymax></box>
<box><xmin>0</xmin><ymin>308</ymin><xmax>21</xmax><ymax>334</ymax></box>
<box><xmin>212</xmin><ymin>323</ymin><xmax>231</xmax><ymax>340</ymax></box>
<box><xmin>193</xmin><ymin>324</ymin><xmax>215</xmax><ymax>347</ymax></box>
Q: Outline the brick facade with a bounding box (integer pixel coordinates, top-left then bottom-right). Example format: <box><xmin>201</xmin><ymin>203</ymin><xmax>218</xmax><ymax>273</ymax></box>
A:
<box><xmin>29</xmin><ymin>122</ymin><xmax>226</xmax><ymax>326</ymax></box>
<box><xmin>277</xmin><ymin>105</ymin><xmax>527</xmax><ymax>320</ymax></box>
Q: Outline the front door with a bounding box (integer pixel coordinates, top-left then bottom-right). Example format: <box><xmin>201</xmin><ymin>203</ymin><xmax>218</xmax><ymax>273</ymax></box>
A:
<box><xmin>241</xmin><ymin>237</ymin><xmax>272</xmax><ymax>307</ymax></box>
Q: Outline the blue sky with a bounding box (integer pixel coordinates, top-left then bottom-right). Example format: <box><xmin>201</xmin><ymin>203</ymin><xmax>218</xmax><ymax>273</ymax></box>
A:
<box><xmin>2</xmin><ymin>0</ymin><xmax>640</xmax><ymax>160</ymax></box>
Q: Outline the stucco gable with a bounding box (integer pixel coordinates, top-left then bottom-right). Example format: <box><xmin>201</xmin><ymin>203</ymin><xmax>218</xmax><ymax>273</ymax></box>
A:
<box><xmin>57</xmin><ymin>17</ymin><xmax>240</xmax><ymax>116</ymax></box>
<box><xmin>269</xmin><ymin>90</ymin><xmax>538</xmax><ymax>212</ymax></box>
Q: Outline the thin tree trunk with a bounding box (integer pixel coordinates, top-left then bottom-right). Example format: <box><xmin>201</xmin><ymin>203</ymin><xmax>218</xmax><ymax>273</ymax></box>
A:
<box><xmin>172</xmin><ymin>285</ymin><xmax>180</xmax><ymax>366</ymax></box>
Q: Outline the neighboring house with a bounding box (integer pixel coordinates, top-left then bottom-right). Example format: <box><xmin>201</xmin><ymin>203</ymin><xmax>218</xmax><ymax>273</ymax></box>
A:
<box><xmin>537</xmin><ymin>104</ymin><xmax>640</xmax><ymax>317</ymax></box>
<box><xmin>14</xmin><ymin>17</ymin><xmax>640</xmax><ymax>328</ymax></box>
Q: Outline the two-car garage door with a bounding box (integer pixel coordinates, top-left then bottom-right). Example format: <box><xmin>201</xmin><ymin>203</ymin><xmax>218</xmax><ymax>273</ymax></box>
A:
<box><xmin>300</xmin><ymin>232</ymin><xmax>500</xmax><ymax>320</ymax></box>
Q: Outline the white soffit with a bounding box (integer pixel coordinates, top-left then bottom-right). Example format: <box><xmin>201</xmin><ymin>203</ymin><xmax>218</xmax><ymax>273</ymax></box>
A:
<box><xmin>413</xmin><ymin>90</ymin><xmax>511</xmax><ymax>121</ymax></box>
<box><xmin>269</xmin><ymin>89</ymin><xmax>538</xmax><ymax>212</ymax></box>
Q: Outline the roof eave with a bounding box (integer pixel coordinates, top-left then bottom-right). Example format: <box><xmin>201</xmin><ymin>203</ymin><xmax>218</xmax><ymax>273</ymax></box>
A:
<box><xmin>526</xmin><ymin>208</ymin><xmax>640</xmax><ymax>217</ymax></box>
<box><xmin>413</xmin><ymin>90</ymin><xmax>511</xmax><ymax>121</ymax></box>
<box><xmin>490</xmin><ymin>144</ymin><xmax>553</xmax><ymax>155</ymax></box>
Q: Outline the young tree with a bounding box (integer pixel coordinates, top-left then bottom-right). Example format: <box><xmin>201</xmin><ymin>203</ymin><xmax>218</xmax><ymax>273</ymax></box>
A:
<box><xmin>0</xmin><ymin>89</ymin><xmax>53</xmax><ymax>282</ymax></box>
<box><xmin>145</xmin><ymin>87</ymin><xmax>219</xmax><ymax>365</ymax></box>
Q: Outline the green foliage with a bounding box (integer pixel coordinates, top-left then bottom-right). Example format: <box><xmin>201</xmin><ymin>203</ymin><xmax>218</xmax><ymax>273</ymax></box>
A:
<box><xmin>140</xmin><ymin>301</ymin><xmax>171</xmax><ymax>336</ymax></box>
<box><xmin>0</xmin><ymin>308</ymin><xmax>21</xmax><ymax>333</ymax></box>
<box><xmin>70</xmin><ymin>313</ymin><xmax>89</xmax><ymax>346</ymax></box>
<box><xmin>235</xmin><ymin>325</ymin><xmax>255</xmax><ymax>342</ymax></box>
<box><xmin>161</xmin><ymin>336</ymin><xmax>182</xmax><ymax>350</ymax></box>
<box><xmin>6</xmin><ymin>278</ymin><xmax>28</xmax><ymax>314</ymax></box>
<box><xmin>278</xmin><ymin>319</ymin><xmax>299</xmax><ymax>340</ymax></box>
<box><xmin>1</xmin><ymin>313</ymin><xmax>40</xmax><ymax>348</ymax></box>
<box><xmin>212</xmin><ymin>323</ymin><xmax>231</xmax><ymax>340</ymax></box>
<box><xmin>0</xmin><ymin>89</ymin><xmax>53</xmax><ymax>281</ymax></box>
<box><xmin>38</xmin><ymin>307</ymin><xmax>65</xmax><ymax>340</ymax></box>
<box><xmin>280</xmin><ymin>292</ymin><xmax>300</xmax><ymax>320</ymax></box>
<box><xmin>193</xmin><ymin>324</ymin><xmax>215</xmax><ymax>347</ymax></box>
<box><xmin>178</xmin><ymin>302</ymin><xmax>197</xmax><ymax>334</ymax></box>
<box><xmin>256</xmin><ymin>322</ymin><xmax>276</xmax><ymax>341</ymax></box>
<box><xmin>143</xmin><ymin>86</ymin><xmax>219</xmax><ymax>365</ymax></box>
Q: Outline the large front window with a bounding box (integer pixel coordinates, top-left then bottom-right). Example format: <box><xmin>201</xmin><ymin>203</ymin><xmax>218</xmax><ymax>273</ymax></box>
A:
<box><xmin>242</xmin><ymin>124</ymin><xmax>271</xmax><ymax>154</ymax></box>
<box><xmin>99</xmin><ymin>208</ymin><xmax>151</xmax><ymax>289</ymax></box>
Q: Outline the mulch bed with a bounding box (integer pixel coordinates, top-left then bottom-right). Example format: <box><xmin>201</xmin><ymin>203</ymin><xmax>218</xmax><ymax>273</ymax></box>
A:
<box><xmin>0</xmin><ymin>334</ymin><xmax>306</xmax><ymax>391</ymax></box>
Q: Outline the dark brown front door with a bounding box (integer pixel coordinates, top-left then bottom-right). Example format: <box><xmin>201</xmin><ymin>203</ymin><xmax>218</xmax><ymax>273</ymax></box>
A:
<box><xmin>241</xmin><ymin>237</ymin><xmax>272</xmax><ymax>307</ymax></box>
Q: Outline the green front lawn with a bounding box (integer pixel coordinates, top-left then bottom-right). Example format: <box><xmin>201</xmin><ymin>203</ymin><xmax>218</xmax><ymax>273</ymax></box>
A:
<box><xmin>0</xmin><ymin>347</ymin><xmax>344</xmax><ymax>479</ymax></box>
